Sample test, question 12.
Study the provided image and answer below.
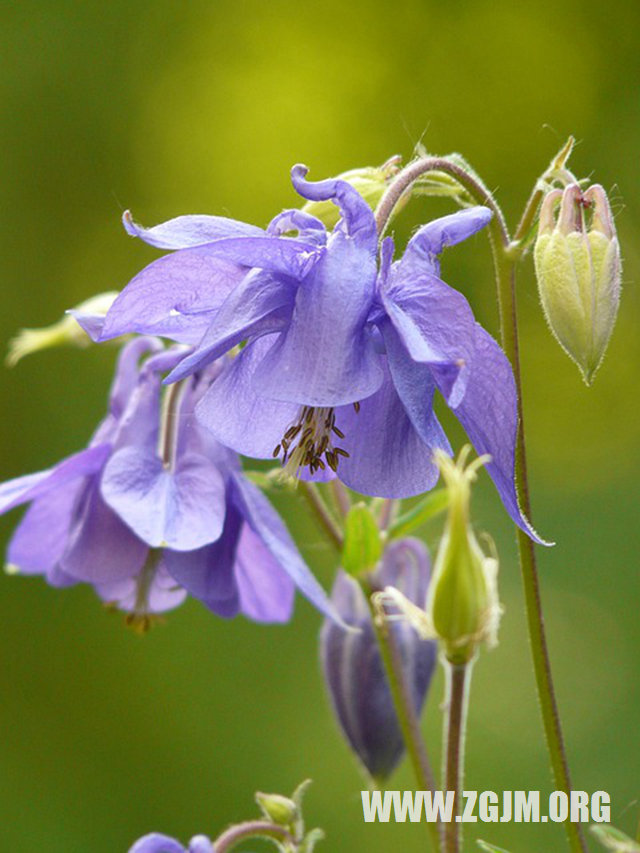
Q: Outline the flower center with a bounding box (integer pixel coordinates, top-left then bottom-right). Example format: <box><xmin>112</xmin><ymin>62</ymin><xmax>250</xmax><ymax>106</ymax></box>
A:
<box><xmin>272</xmin><ymin>404</ymin><xmax>359</xmax><ymax>476</ymax></box>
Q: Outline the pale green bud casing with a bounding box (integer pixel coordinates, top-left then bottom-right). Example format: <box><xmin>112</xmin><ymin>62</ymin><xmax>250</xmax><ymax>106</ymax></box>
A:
<box><xmin>301</xmin><ymin>157</ymin><xmax>400</xmax><ymax>228</ymax></box>
<box><xmin>533</xmin><ymin>184</ymin><xmax>620</xmax><ymax>385</ymax></box>
<box><xmin>6</xmin><ymin>291</ymin><xmax>118</xmax><ymax>366</ymax></box>
<box><xmin>426</xmin><ymin>449</ymin><xmax>501</xmax><ymax>665</ymax></box>
<box><xmin>255</xmin><ymin>791</ymin><xmax>298</xmax><ymax>828</ymax></box>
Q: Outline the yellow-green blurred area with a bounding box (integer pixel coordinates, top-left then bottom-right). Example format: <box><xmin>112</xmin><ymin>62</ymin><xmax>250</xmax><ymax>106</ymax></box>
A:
<box><xmin>1</xmin><ymin>1</ymin><xmax>638</xmax><ymax>851</ymax></box>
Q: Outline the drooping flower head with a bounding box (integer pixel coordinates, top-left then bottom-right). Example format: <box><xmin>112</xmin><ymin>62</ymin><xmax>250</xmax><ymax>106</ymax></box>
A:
<box><xmin>128</xmin><ymin>833</ymin><xmax>213</xmax><ymax>853</ymax></box>
<box><xmin>320</xmin><ymin>538</ymin><xmax>437</xmax><ymax>781</ymax></box>
<box><xmin>0</xmin><ymin>338</ymin><xmax>338</xmax><ymax>628</ymax></box>
<box><xmin>90</xmin><ymin>164</ymin><xmax>543</xmax><ymax>542</ymax></box>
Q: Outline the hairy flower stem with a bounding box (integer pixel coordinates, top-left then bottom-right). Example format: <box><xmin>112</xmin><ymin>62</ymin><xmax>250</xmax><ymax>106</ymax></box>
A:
<box><xmin>493</xmin><ymin>252</ymin><xmax>588</xmax><ymax>853</ymax></box>
<box><xmin>375</xmin><ymin>157</ymin><xmax>509</xmax><ymax>242</ymax></box>
<box><xmin>442</xmin><ymin>659</ymin><xmax>473</xmax><ymax>853</ymax></box>
<box><xmin>376</xmin><ymin>157</ymin><xmax>588</xmax><ymax>853</ymax></box>
<box><xmin>300</xmin><ymin>482</ymin><xmax>343</xmax><ymax>550</ymax></box>
<box><xmin>213</xmin><ymin>819</ymin><xmax>297</xmax><ymax>852</ymax></box>
<box><xmin>310</xmin><ymin>480</ymin><xmax>439</xmax><ymax>847</ymax></box>
<box><xmin>378</xmin><ymin>497</ymin><xmax>398</xmax><ymax>530</ymax></box>
<box><xmin>362</xmin><ymin>579</ymin><xmax>442</xmax><ymax>852</ymax></box>
<box><xmin>330</xmin><ymin>479</ymin><xmax>351</xmax><ymax>519</ymax></box>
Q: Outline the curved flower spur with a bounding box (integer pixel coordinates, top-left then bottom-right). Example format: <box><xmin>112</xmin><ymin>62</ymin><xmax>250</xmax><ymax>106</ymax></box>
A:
<box><xmin>93</xmin><ymin>164</ymin><xmax>542</xmax><ymax>542</ymax></box>
<box><xmin>0</xmin><ymin>338</ymin><xmax>341</xmax><ymax>628</ymax></box>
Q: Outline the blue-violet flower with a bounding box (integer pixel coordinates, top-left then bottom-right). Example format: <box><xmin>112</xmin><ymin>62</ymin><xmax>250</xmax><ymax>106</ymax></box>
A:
<box><xmin>320</xmin><ymin>538</ymin><xmax>437</xmax><ymax>780</ymax></box>
<box><xmin>0</xmin><ymin>338</ymin><xmax>337</xmax><ymax>627</ymax></box>
<box><xmin>129</xmin><ymin>833</ymin><xmax>213</xmax><ymax>853</ymax></box>
<box><xmin>92</xmin><ymin>166</ymin><xmax>541</xmax><ymax>542</ymax></box>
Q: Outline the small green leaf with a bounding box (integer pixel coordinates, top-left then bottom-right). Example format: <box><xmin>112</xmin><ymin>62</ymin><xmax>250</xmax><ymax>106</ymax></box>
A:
<box><xmin>591</xmin><ymin>824</ymin><xmax>640</xmax><ymax>852</ymax></box>
<box><xmin>341</xmin><ymin>503</ymin><xmax>383</xmax><ymax>577</ymax></box>
<box><xmin>387</xmin><ymin>489</ymin><xmax>449</xmax><ymax>540</ymax></box>
<box><xmin>477</xmin><ymin>841</ymin><xmax>513</xmax><ymax>853</ymax></box>
<box><xmin>300</xmin><ymin>827</ymin><xmax>325</xmax><ymax>853</ymax></box>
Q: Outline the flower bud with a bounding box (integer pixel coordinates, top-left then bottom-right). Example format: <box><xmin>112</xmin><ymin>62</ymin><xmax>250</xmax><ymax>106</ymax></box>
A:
<box><xmin>533</xmin><ymin>184</ymin><xmax>621</xmax><ymax>384</ymax></box>
<box><xmin>320</xmin><ymin>538</ymin><xmax>437</xmax><ymax>781</ymax></box>
<box><xmin>6</xmin><ymin>291</ymin><xmax>118</xmax><ymax>366</ymax></box>
<box><xmin>255</xmin><ymin>791</ymin><xmax>298</xmax><ymax>828</ymax></box>
<box><xmin>301</xmin><ymin>157</ymin><xmax>400</xmax><ymax>228</ymax></box>
<box><xmin>427</xmin><ymin>449</ymin><xmax>501</xmax><ymax>665</ymax></box>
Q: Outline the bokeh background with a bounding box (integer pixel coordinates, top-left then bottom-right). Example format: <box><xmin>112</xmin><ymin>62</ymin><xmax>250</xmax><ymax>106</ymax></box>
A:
<box><xmin>1</xmin><ymin>1</ymin><xmax>638</xmax><ymax>851</ymax></box>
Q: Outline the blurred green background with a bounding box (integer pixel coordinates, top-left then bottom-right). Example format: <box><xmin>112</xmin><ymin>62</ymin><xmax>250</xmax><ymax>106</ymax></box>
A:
<box><xmin>1</xmin><ymin>1</ymin><xmax>638</xmax><ymax>851</ymax></box>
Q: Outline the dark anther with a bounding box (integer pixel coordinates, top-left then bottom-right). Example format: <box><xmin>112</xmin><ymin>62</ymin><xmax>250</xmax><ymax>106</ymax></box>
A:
<box><xmin>284</xmin><ymin>424</ymin><xmax>302</xmax><ymax>440</ymax></box>
<box><xmin>326</xmin><ymin>452</ymin><xmax>338</xmax><ymax>472</ymax></box>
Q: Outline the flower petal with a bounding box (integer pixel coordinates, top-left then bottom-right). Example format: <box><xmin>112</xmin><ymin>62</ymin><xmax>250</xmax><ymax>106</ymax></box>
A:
<box><xmin>229</xmin><ymin>473</ymin><xmax>343</xmax><ymax>623</ymax></box>
<box><xmin>380</xmin><ymin>318</ymin><xmax>452</xmax><ymax>452</ymax></box>
<box><xmin>101</xmin><ymin>238</ymin><xmax>320</xmax><ymax>343</ymax></box>
<box><xmin>101</xmin><ymin>448</ymin><xmax>226</xmax><ymax>551</ymax></box>
<box><xmin>397</xmin><ymin>207</ymin><xmax>492</xmax><ymax>277</ymax></box>
<box><xmin>96</xmin><ymin>559</ymin><xmax>187</xmax><ymax>614</ymax></box>
<box><xmin>234</xmin><ymin>522</ymin><xmax>295</xmax><ymax>623</ymax></box>
<box><xmin>163</xmin><ymin>502</ymin><xmax>242</xmax><ymax>616</ymax></box>
<box><xmin>123</xmin><ymin>210</ymin><xmax>264</xmax><ymax>248</ymax></box>
<box><xmin>100</xmin><ymin>249</ymin><xmax>247</xmax><ymax>343</ymax></box>
<box><xmin>195</xmin><ymin>338</ymin><xmax>299</xmax><ymax>458</ymax></box>
<box><xmin>450</xmin><ymin>324</ymin><xmax>549</xmax><ymax>544</ymax></box>
<box><xmin>167</xmin><ymin>269</ymin><xmax>296</xmax><ymax>382</ymax></box>
<box><xmin>0</xmin><ymin>445</ymin><xmax>111</xmax><ymax>515</ymax></box>
<box><xmin>160</xmin><ymin>235</ymin><xmax>320</xmax><ymax>278</ymax></box>
<box><xmin>250</xmin><ymin>228</ymin><xmax>382</xmax><ymax>405</ymax></box>
<box><xmin>382</xmin><ymin>270</ymin><xmax>476</xmax><ymax>405</ymax></box>
<box><xmin>7</xmin><ymin>485</ymin><xmax>81</xmax><ymax>575</ymax></box>
<box><xmin>68</xmin><ymin>310</ymin><xmax>106</xmax><ymax>343</ymax></box>
<box><xmin>291</xmin><ymin>165</ymin><xmax>377</xmax><ymax>242</ymax></box>
<box><xmin>128</xmin><ymin>833</ymin><xmax>186</xmax><ymax>853</ymax></box>
<box><xmin>187</xmin><ymin>838</ymin><xmax>214</xmax><ymax>853</ymax></box>
<box><xmin>108</xmin><ymin>337</ymin><xmax>165</xmax><ymax>420</ymax></box>
<box><xmin>333</xmin><ymin>360</ymin><xmax>445</xmax><ymax>498</ymax></box>
<box><xmin>267</xmin><ymin>209</ymin><xmax>327</xmax><ymax>243</ymax></box>
<box><xmin>61</xmin><ymin>480</ymin><xmax>149</xmax><ymax>583</ymax></box>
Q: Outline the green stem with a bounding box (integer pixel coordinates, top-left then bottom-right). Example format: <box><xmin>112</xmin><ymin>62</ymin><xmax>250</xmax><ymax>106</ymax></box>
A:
<box><xmin>377</xmin><ymin>497</ymin><xmax>398</xmax><ymax>531</ymax></box>
<box><xmin>375</xmin><ymin>157</ymin><xmax>509</xmax><ymax>242</ymax></box>
<box><xmin>442</xmin><ymin>659</ymin><xmax>473</xmax><ymax>853</ymax></box>
<box><xmin>376</xmin><ymin>157</ymin><xmax>589</xmax><ymax>853</ymax></box>
<box><xmin>363</xmin><ymin>580</ymin><xmax>442</xmax><ymax>853</ymax></box>
<box><xmin>330</xmin><ymin>479</ymin><xmax>351</xmax><ymax>519</ymax></box>
<box><xmin>213</xmin><ymin>820</ymin><xmax>296</xmax><ymax>852</ymax></box>
<box><xmin>491</xmin><ymin>222</ymin><xmax>589</xmax><ymax>853</ymax></box>
<box><xmin>300</xmin><ymin>482</ymin><xmax>343</xmax><ymax>551</ymax></box>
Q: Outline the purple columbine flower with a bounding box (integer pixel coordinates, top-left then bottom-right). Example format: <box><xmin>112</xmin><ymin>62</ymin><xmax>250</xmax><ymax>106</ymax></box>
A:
<box><xmin>128</xmin><ymin>833</ymin><xmax>213</xmax><ymax>853</ymax></box>
<box><xmin>0</xmin><ymin>338</ymin><xmax>338</xmax><ymax>627</ymax></box>
<box><xmin>91</xmin><ymin>165</ymin><xmax>541</xmax><ymax>542</ymax></box>
<box><xmin>320</xmin><ymin>538</ymin><xmax>437</xmax><ymax>781</ymax></box>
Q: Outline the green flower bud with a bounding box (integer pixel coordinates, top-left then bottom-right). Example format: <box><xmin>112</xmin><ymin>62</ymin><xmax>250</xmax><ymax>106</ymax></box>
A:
<box><xmin>426</xmin><ymin>449</ymin><xmax>501</xmax><ymax>664</ymax></box>
<box><xmin>533</xmin><ymin>184</ymin><xmax>621</xmax><ymax>385</ymax></box>
<box><xmin>6</xmin><ymin>291</ymin><xmax>118</xmax><ymax>366</ymax></box>
<box><xmin>255</xmin><ymin>791</ymin><xmax>298</xmax><ymax>828</ymax></box>
<box><xmin>301</xmin><ymin>157</ymin><xmax>400</xmax><ymax>228</ymax></box>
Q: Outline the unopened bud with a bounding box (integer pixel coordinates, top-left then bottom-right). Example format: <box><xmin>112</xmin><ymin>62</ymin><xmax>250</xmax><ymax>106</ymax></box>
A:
<box><xmin>301</xmin><ymin>158</ymin><xmax>400</xmax><ymax>228</ymax></box>
<box><xmin>255</xmin><ymin>791</ymin><xmax>298</xmax><ymax>827</ymax></box>
<box><xmin>6</xmin><ymin>291</ymin><xmax>118</xmax><ymax>366</ymax></box>
<box><xmin>534</xmin><ymin>184</ymin><xmax>621</xmax><ymax>384</ymax></box>
<box><xmin>427</xmin><ymin>449</ymin><xmax>501</xmax><ymax>665</ymax></box>
<box><xmin>320</xmin><ymin>538</ymin><xmax>436</xmax><ymax>781</ymax></box>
